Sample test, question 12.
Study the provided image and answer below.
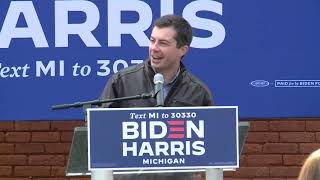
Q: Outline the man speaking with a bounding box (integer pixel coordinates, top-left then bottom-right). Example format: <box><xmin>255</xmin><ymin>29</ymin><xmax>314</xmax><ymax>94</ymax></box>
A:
<box><xmin>100</xmin><ymin>15</ymin><xmax>213</xmax><ymax>180</ymax></box>
<box><xmin>101</xmin><ymin>15</ymin><xmax>212</xmax><ymax>108</ymax></box>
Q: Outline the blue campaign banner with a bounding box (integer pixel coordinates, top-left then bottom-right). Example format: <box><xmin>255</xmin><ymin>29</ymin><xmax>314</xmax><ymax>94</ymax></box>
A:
<box><xmin>87</xmin><ymin>106</ymin><xmax>238</xmax><ymax>170</ymax></box>
<box><xmin>0</xmin><ymin>0</ymin><xmax>319</xmax><ymax>120</ymax></box>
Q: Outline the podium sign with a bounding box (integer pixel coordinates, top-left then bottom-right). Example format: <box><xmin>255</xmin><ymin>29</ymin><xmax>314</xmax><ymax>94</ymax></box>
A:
<box><xmin>88</xmin><ymin>106</ymin><xmax>238</xmax><ymax>171</ymax></box>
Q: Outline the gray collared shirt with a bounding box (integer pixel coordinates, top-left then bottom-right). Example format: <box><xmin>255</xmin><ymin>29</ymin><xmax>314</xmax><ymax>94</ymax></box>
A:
<box><xmin>163</xmin><ymin>68</ymin><xmax>180</xmax><ymax>99</ymax></box>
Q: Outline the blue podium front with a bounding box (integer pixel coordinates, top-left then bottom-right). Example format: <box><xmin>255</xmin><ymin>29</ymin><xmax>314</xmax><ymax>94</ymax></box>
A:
<box><xmin>87</xmin><ymin>106</ymin><xmax>238</xmax><ymax>171</ymax></box>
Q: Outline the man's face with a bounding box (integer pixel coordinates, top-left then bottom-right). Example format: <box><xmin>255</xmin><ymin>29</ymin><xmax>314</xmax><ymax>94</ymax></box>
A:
<box><xmin>149</xmin><ymin>26</ymin><xmax>188</xmax><ymax>74</ymax></box>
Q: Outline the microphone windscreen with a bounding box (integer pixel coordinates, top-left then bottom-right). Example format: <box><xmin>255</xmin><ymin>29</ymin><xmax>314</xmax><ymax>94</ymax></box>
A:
<box><xmin>153</xmin><ymin>73</ymin><xmax>164</xmax><ymax>84</ymax></box>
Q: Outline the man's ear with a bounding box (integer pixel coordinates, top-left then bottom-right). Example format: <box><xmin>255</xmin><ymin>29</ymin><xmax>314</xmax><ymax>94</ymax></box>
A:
<box><xmin>179</xmin><ymin>45</ymin><xmax>189</xmax><ymax>57</ymax></box>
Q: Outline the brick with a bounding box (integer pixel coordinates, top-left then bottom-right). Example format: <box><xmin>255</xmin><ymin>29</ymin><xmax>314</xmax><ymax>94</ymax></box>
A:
<box><xmin>32</xmin><ymin>132</ymin><xmax>60</xmax><ymax>142</ymax></box>
<box><xmin>224</xmin><ymin>171</ymin><xmax>234</xmax><ymax>177</ymax></box>
<box><xmin>246</xmin><ymin>132</ymin><xmax>279</xmax><ymax>143</ymax></box>
<box><xmin>51</xmin><ymin>166</ymin><xmax>66</xmax><ymax>176</ymax></box>
<box><xmin>65</xmin><ymin>155</ymin><xmax>69</xmax><ymax>164</ymax></box>
<box><xmin>252</xmin><ymin>178</ymin><xmax>286</xmax><ymax>180</ymax></box>
<box><xmin>233</xmin><ymin>167</ymin><xmax>269</xmax><ymax>177</ymax></box>
<box><xmin>240</xmin><ymin>155</ymin><xmax>247</xmax><ymax>166</ymax></box>
<box><xmin>0</xmin><ymin>132</ymin><xmax>4</xmax><ymax>142</ymax></box>
<box><xmin>0</xmin><ymin>166</ymin><xmax>12</xmax><ymax>176</ymax></box>
<box><xmin>283</xmin><ymin>155</ymin><xmax>307</xmax><ymax>165</ymax></box>
<box><xmin>33</xmin><ymin>178</ymin><xmax>69</xmax><ymax>180</ymax></box>
<box><xmin>15</xmin><ymin>121</ymin><xmax>50</xmax><ymax>131</ymax></box>
<box><xmin>68</xmin><ymin>178</ymin><xmax>90</xmax><ymax>180</ymax></box>
<box><xmin>0</xmin><ymin>178</ymin><xmax>30</xmax><ymax>180</ymax></box>
<box><xmin>29</xmin><ymin>155</ymin><xmax>65</xmax><ymax>165</ymax></box>
<box><xmin>280</xmin><ymin>132</ymin><xmax>315</xmax><ymax>142</ymax></box>
<box><xmin>51</xmin><ymin>121</ymin><xmax>85</xmax><ymax>131</ymax></box>
<box><xmin>316</xmin><ymin>132</ymin><xmax>320</xmax><ymax>142</ymax></box>
<box><xmin>5</xmin><ymin>132</ymin><xmax>30</xmax><ymax>142</ymax></box>
<box><xmin>0</xmin><ymin>122</ymin><xmax>14</xmax><ymax>131</ymax></box>
<box><xmin>263</xmin><ymin>143</ymin><xmax>298</xmax><ymax>154</ymax></box>
<box><xmin>15</xmin><ymin>143</ymin><xmax>45</xmax><ymax>153</ymax></box>
<box><xmin>0</xmin><ymin>144</ymin><xmax>14</xmax><ymax>154</ymax></box>
<box><xmin>299</xmin><ymin>143</ymin><xmax>320</xmax><ymax>153</ymax></box>
<box><xmin>247</xmin><ymin>155</ymin><xmax>282</xmax><ymax>166</ymax></box>
<box><xmin>0</xmin><ymin>155</ymin><xmax>27</xmax><ymax>165</ymax></box>
<box><xmin>69</xmin><ymin>178</ymin><xmax>90</xmax><ymax>180</ymax></box>
<box><xmin>45</xmin><ymin>143</ymin><xmax>70</xmax><ymax>153</ymax></box>
<box><xmin>242</xmin><ymin>144</ymin><xmax>263</xmax><ymax>154</ymax></box>
<box><xmin>224</xmin><ymin>178</ymin><xmax>248</xmax><ymax>180</ymax></box>
<box><xmin>14</xmin><ymin>166</ymin><xmax>50</xmax><ymax>176</ymax></box>
<box><xmin>61</xmin><ymin>132</ymin><xmax>74</xmax><ymax>142</ymax></box>
<box><xmin>306</xmin><ymin>120</ymin><xmax>320</xmax><ymax>131</ymax></box>
<box><xmin>269</xmin><ymin>166</ymin><xmax>300</xmax><ymax>177</ymax></box>
<box><xmin>269</xmin><ymin>120</ymin><xmax>305</xmax><ymax>131</ymax></box>
<box><xmin>248</xmin><ymin>121</ymin><xmax>269</xmax><ymax>131</ymax></box>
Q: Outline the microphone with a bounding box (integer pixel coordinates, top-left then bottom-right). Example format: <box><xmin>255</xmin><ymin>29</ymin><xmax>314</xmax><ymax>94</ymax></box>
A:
<box><xmin>153</xmin><ymin>73</ymin><xmax>164</xmax><ymax>107</ymax></box>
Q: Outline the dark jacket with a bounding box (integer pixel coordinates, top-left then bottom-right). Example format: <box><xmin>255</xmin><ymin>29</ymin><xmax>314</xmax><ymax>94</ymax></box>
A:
<box><xmin>100</xmin><ymin>60</ymin><xmax>213</xmax><ymax>107</ymax></box>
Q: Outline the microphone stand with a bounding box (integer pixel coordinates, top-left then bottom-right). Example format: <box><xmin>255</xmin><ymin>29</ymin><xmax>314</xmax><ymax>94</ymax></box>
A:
<box><xmin>52</xmin><ymin>92</ymin><xmax>154</xmax><ymax>110</ymax></box>
<box><xmin>52</xmin><ymin>92</ymin><xmax>154</xmax><ymax>121</ymax></box>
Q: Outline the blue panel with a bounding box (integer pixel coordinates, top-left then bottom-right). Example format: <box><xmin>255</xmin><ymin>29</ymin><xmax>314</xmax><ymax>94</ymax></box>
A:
<box><xmin>88</xmin><ymin>107</ymin><xmax>238</xmax><ymax>170</ymax></box>
<box><xmin>0</xmin><ymin>0</ymin><xmax>319</xmax><ymax>120</ymax></box>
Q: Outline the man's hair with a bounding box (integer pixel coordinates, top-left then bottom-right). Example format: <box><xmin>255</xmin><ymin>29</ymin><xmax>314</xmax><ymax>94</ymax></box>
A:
<box><xmin>154</xmin><ymin>15</ymin><xmax>192</xmax><ymax>48</ymax></box>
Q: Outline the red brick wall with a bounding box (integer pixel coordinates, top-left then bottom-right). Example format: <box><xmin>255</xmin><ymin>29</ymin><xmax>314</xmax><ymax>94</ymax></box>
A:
<box><xmin>0</xmin><ymin>121</ymin><xmax>89</xmax><ymax>180</ymax></box>
<box><xmin>225</xmin><ymin>119</ymin><xmax>320</xmax><ymax>180</ymax></box>
<box><xmin>0</xmin><ymin>119</ymin><xmax>319</xmax><ymax>179</ymax></box>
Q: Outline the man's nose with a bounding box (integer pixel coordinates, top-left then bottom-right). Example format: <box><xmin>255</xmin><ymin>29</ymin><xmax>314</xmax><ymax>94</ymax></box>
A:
<box><xmin>150</xmin><ymin>42</ymin><xmax>160</xmax><ymax>51</ymax></box>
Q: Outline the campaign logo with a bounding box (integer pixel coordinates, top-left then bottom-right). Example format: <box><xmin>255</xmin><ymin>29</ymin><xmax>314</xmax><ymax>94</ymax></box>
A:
<box><xmin>250</xmin><ymin>80</ymin><xmax>270</xmax><ymax>87</ymax></box>
<box><xmin>122</xmin><ymin>119</ymin><xmax>205</xmax><ymax>166</ymax></box>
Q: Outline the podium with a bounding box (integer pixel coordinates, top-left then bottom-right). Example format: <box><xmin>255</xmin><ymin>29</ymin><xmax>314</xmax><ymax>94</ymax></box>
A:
<box><xmin>66</xmin><ymin>106</ymin><xmax>250</xmax><ymax>180</ymax></box>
